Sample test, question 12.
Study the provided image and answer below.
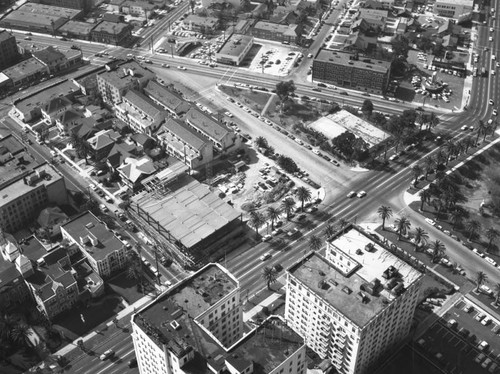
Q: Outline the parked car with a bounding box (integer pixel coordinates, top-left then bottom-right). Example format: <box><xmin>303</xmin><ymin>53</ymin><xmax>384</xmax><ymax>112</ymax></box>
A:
<box><xmin>259</xmin><ymin>252</ymin><xmax>272</xmax><ymax>261</ymax></box>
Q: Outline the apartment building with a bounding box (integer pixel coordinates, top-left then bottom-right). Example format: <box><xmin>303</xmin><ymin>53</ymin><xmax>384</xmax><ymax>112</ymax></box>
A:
<box><xmin>97</xmin><ymin>60</ymin><xmax>155</xmax><ymax>104</ymax></box>
<box><xmin>312</xmin><ymin>49</ymin><xmax>391</xmax><ymax>94</ymax></box>
<box><xmin>157</xmin><ymin>118</ymin><xmax>214</xmax><ymax>169</ymax></box>
<box><xmin>143</xmin><ymin>80</ymin><xmax>191</xmax><ymax>117</ymax></box>
<box><xmin>251</xmin><ymin>21</ymin><xmax>302</xmax><ymax>44</ymax></box>
<box><xmin>0</xmin><ymin>30</ymin><xmax>20</xmax><ymax>70</ymax></box>
<box><xmin>115</xmin><ymin>89</ymin><xmax>166</xmax><ymax>135</ymax></box>
<box><xmin>61</xmin><ymin>212</ymin><xmax>128</xmax><ymax>278</ymax></box>
<box><xmin>132</xmin><ymin>263</ymin><xmax>306</xmax><ymax>374</ymax></box>
<box><xmin>0</xmin><ymin>164</ymin><xmax>68</xmax><ymax>233</ymax></box>
<box><xmin>184</xmin><ymin>107</ymin><xmax>237</xmax><ymax>151</ymax></box>
<box><xmin>433</xmin><ymin>0</ymin><xmax>473</xmax><ymax>18</ymax></box>
<box><xmin>121</xmin><ymin>1</ymin><xmax>156</xmax><ymax>17</ymax></box>
<box><xmin>285</xmin><ymin>224</ymin><xmax>423</xmax><ymax>374</ymax></box>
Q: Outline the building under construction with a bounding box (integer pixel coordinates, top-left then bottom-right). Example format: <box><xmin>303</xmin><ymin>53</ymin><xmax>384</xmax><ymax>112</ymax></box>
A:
<box><xmin>128</xmin><ymin>165</ymin><xmax>244</xmax><ymax>269</ymax></box>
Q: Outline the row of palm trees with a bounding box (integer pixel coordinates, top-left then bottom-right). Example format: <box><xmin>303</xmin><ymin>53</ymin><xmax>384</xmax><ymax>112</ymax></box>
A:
<box><xmin>378</xmin><ymin>206</ymin><xmax>446</xmax><ymax>262</ymax></box>
<box><xmin>248</xmin><ymin>186</ymin><xmax>313</xmax><ymax>237</ymax></box>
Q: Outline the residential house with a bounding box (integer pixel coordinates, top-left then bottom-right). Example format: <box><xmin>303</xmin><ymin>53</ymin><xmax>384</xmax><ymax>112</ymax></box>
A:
<box><xmin>106</xmin><ymin>141</ymin><xmax>140</xmax><ymax>170</ymax></box>
<box><xmin>24</xmin><ymin>247</ymin><xmax>78</xmax><ymax>320</ymax></box>
<box><xmin>342</xmin><ymin>31</ymin><xmax>377</xmax><ymax>52</ymax></box>
<box><xmin>117</xmin><ymin>157</ymin><xmax>156</xmax><ymax>190</ymax></box>
<box><xmin>115</xmin><ymin>90</ymin><xmax>166</xmax><ymax>135</ymax></box>
<box><xmin>121</xmin><ymin>1</ymin><xmax>156</xmax><ymax>17</ymax></box>
<box><xmin>87</xmin><ymin>129</ymin><xmax>122</xmax><ymax>161</ymax></box>
<box><xmin>61</xmin><ymin>211</ymin><xmax>128</xmax><ymax>279</ymax></box>
<box><xmin>54</xmin><ymin>108</ymin><xmax>84</xmax><ymax>135</ymax></box>
<box><xmin>184</xmin><ymin>107</ymin><xmax>237</xmax><ymax>152</ymax></box>
<box><xmin>143</xmin><ymin>80</ymin><xmax>191</xmax><ymax>117</ymax></box>
<box><xmin>130</xmin><ymin>133</ymin><xmax>155</xmax><ymax>152</ymax></box>
<box><xmin>157</xmin><ymin>118</ymin><xmax>213</xmax><ymax>169</ymax></box>
<box><xmin>184</xmin><ymin>15</ymin><xmax>219</xmax><ymax>35</ymax></box>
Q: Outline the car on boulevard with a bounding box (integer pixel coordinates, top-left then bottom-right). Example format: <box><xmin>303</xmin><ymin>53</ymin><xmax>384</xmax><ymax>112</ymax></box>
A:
<box><xmin>100</xmin><ymin>349</ymin><xmax>114</xmax><ymax>360</ymax></box>
<box><xmin>259</xmin><ymin>252</ymin><xmax>272</xmax><ymax>261</ymax></box>
<box><xmin>489</xmin><ymin>99</ymin><xmax>494</xmax><ymax>105</ymax></box>
<box><xmin>424</xmin><ymin>218</ymin><xmax>436</xmax><ymax>226</ymax></box>
<box><xmin>493</xmin><ymin>109</ymin><xmax>498</xmax><ymax>116</ymax></box>
<box><xmin>262</xmin><ymin>234</ymin><xmax>272</xmax><ymax>242</ymax></box>
<box><xmin>347</xmin><ymin>191</ymin><xmax>356</xmax><ymax>198</ymax></box>
<box><xmin>357</xmin><ymin>191</ymin><xmax>367</xmax><ymax>198</ymax></box>
<box><xmin>177</xmin><ymin>66</ymin><xmax>187</xmax><ymax>70</ymax></box>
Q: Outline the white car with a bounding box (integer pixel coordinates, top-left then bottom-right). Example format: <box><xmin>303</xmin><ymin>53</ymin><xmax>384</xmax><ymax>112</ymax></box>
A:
<box><xmin>89</xmin><ymin>184</ymin><xmax>97</xmax><ymax>190</ymax></box>
<box><xmin>490</xmin><ymin>36</ymin><xmax>494</xmax><ymax>42</ymax></box>
<box><xmin>357</xmin><ymin>191</ymin><xmax>367</xmax><ymax>198</ymax></box>
<box><xmin>424</xmin><ymin>218</ymin><xmax>436</xmax><ymax>226</ymax></box>
<box><xmin>177</xmin><ymin>66</ymin><xmax>187</xmax><ymax>70</ymax></box>
<box><xmin>262</xmin><ymin>234</ymin><xmax>272</xmax><ymax>242</ymax></box>
<box><xmin>347</xmin><ymin>191</ymin><xmax>356</xmax><ymax>198</ymax></box>
<box><xmin>485</xmin><ymin>257</ymin><xmax>497</xmax><ymax>266</ymax></box>
<box><xmin>472</xmin><ymin>248</ymin><xmax>485</xmax><ymax>258</ymax></box>
<box><xmin>100</xmin><ymin>349</ymin><xmax>114</xmax><ymax>360</ymax></box>
<box><xmin>224</xmin><ymin>111</ymin><xmax>233</xmax><ymax>118</ymax></box>
<box><xmin>493</xmin><ymin>109</ymin><xmax>498</xmax><ymax>116</ymax></box>
<box><xmin>490</xmin><ymin>99</ymin><xmax>494</xmax><ymax>105</ymax></box>
<box><xmin>312</xmin><ymin>149</ymin><xmax>320</xmax><ymax>155</ymax></box>
<box><xmin>259</xmin><ymin>252</ymin><xmax>272</xmax><ymax>261</ymax></box>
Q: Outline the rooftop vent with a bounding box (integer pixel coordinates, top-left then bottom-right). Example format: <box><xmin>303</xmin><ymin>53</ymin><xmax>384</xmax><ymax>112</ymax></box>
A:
<box><xmin>382</xmin><ymin>265</ymin><xmax>398</xmax><ymax>279</ymax></box>
<box><xmin>85</xmin><ymin>222</ymin><xmax>94</xmax><ymax>229</ymax></box>
<box><xmin>170</xmin><ymin>320</ymin><xmax>180</xmax><ymax>330</ymax></box>
<box><xmin>364</xmin><ymin>243</ymin><xmax>375</xmax><ymax>252</ymax></box>
<box><xmin>342</xmin><ymin>286</ymin><xmax>352</xmax><ymax>295</ymax></box>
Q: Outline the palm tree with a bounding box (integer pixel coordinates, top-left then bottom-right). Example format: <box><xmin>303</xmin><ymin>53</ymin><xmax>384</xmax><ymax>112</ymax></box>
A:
<box><xmin>338</xmin><ymin>218</ymin><xmax>349</xmax><ymax>233</ymax></box>
<box><xmin>466</xmin><ymin>220</ymin><xmax>481</xmax><ymax>241</ymax></box>
<box><xmin>476</xmin><ymin>120</ymin><xmax>486</xmax><ymax>144</ymax></box>
<box><xmin>254</xmin><ymin>136</ymin><xmax>268</xmax><ymax>149</ymax></box>
<box><xmin>429</xmin><ymin>239</ymin><xmax>446</xmax><ymax>262</ymax></box>
<box><xmin>10</xmin><ymin>323</ymin><xmax>33</xmax><ymax>348</ymax></box>
<box><xmin>463</xmin><ymin>136</ymin><xmax>474</xmax><ymax>153</ymax></box>
<box><xmin>413</xmin><ymin>227</ymin><xmax>428</xmax><ymax>251</ymax></box>
<box><xmin>485</xmin><ymin>227</ymin><xmax>500</xmax><ymax>250</ymax></box>
<box><xmin>323</xmin><ymin>223</ymin><xmax>335</xmax><ymax>239</ymax></box>
<box><xmin>444</xmin><ymin>140</ymin><xmax>456</xmax><ymax>164</ymax></box>
<box><xmin>377</xmin><ymin>205</ymin><xmax>393</xmax><ymax>230</ymax></box>
<box><xmin>262</xmin><ymin>266</ymin><xmax>278</xmax><ymax>290</ymax></box>
<box><xmin>475</xmin><ymin>271</ymin><xmax>487</xmax><ymax>292</ymax></box>
<box><xmin>419</xmin><ymin>189</ymin><xmax>431</xmax><ymax>211</ymax></box>
<box><xmin>309</xmin><ymin>235</ymin><xmax>322</xmax><ymax>252</ymax></box>
<box><xmin>394</xmin><ymin>216</ymin><xmax>411</xmax><ymax>240</ymax></box>
<box><xmin>411</xmin><ymin>164</ymin><xmax>423</xmax><ymax>184</ymax></box>
<box><xmin>449</xmin><ymin>208</ymin><xmax>466</xmax><ymax>230</ymax></box>
<box><xmin>435</xmin><ymin>149</ymin><xmax>446</xmax><ymax>166</ymax></box>
<box><xmin>249</xmin><ymin>211</ymin><xmax>266</xmax><ymax>238</ymax></box>
<box><xmin>483</xmin><ymin>123</ymin><xmax>491</xmax><ymax>141</ymax></box>
<box><xmin>423</xmin><ymin>156</ymin><xmax>436</xmax><ymax>179</ymax></box>
<box><xmin>266</xmin><ymin>206</ymin><xmax>281</xmax><ymax>231</ymax></box>
<box><xmin>495</xmin><ymin>283</ymin><xmax>500</xmax><ymax>305</ymax></box>
<box><xmin>281</xmin><ymin>198</ymin><xmax>296</xmax><ymax>221</ymax></box>
<box><xmin>295</xmin><ymin>186</ymin><xmax>312</xmax><ymax>211</ymax></box>
<box><xmin>426</xmin><ymin>112</ymin><xmax>439</xmax><ymax>131</ymax></box>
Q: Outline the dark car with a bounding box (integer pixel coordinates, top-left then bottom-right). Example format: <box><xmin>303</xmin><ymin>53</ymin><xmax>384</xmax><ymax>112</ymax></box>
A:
<box><xmin>317</xmin><ymin>83</ymin><xmax>327</xmax><ymax>88</ymax></box>
<box><xmin>273</xmin><ymin>263</ymin><xmax>283</xmax><ymax>272</ymax></box>
<box><xmin>128</xmin><ymin>358</ymin><xmax>137</xmax><ymax>368</ymax></box>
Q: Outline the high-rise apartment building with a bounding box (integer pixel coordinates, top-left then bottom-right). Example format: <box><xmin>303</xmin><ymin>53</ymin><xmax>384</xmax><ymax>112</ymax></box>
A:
<box><xmin>132</xmin><ymin>263</ymin><xmax>307</xmax><ymax>374</ymax></box>
<box><xmin>0</xmin><ymin>30</ymin><xmax>20</xmax><ymax>70</ymax></box>
<box><xmin>285</xmin><ymin>224</ymin><xmax>423</xmax><ymax>374</ymax></box>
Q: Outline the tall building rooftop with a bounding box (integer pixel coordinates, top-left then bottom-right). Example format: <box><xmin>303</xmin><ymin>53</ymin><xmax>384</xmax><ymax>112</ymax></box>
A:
<box><xmin>2</xmin><ymin>57</ymin><xmax>47</xmax><ymax>79</ymax></box>
<box><xmin>184</xmin><ymin>108</ymin><xmax>229</xmax><ymax>142</ymax></box>
<box><xmin>97</xmin><ymin>60</ymin><xmax>154</xmax><ymax>91</ymax></box>
<box><xmin>315</xmin><ymin>49</ymin><xmax>391</xmax><ymax>74</ymax></box>
<box><xmin>0</xmin><ymin>135</ymin><xmax>39</xmax><ymax>189</ymax></box>
<box><xmin>61</xmin><ymin>211</ymin><xmax>124</xmax><ymax>261</ymax></box>
<box><xmin>289</xmin><ymin>225</ymin><xmax>423</xmax><ymax>327</ymax></box>
<box><xmin>0</xmin><ymin>163</ymin><xmax>62</xmax><ymax>208</ymax></box>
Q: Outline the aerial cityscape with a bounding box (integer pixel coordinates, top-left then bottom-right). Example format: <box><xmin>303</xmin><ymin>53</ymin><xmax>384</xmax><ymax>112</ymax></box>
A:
<box><xmin>0</xmin><ymin>0</ymin><xmax>499</xmax><ymax>372</ymax></box>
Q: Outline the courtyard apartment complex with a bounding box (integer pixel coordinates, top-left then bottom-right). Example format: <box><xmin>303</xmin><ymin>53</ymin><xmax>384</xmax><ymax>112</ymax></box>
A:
<box><xmin>132</xmin><ymin>263</ymin><xmax>306</xmax><ymax>374</ymax></box>
<box><xmin>286</xmin><ymin>225</ymin><xmax>423</xmax><ymax>374</ymax></box>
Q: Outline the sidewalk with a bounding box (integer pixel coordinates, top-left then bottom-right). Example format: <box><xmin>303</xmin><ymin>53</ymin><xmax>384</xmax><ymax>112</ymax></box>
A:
<box><xmin>54</xmin><ymin>293</ymin><xmax>154</xmax><ymax>357</ymax></box>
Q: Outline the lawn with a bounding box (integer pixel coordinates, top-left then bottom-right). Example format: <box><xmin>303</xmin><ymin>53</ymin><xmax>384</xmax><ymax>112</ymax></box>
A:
<box><xmin>107</xmin><ymin>270</ymin><xmax>148</xmax><ymax>304</ymax></box>
<box><xmin>54</xmin><ymin>293</ymin><xmax>124</xmax><ymax>340</ymax></box>
<box><xmin>219</xmin><ymin>85</ymin><xmax>272</xmax><ymax>113</ymax></box>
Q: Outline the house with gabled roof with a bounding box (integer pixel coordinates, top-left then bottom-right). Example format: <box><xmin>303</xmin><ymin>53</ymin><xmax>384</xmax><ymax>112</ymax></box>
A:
<box><xmin>87</xmin><ymin>129</ymin><xmax>122</xmax><ymax>161</ymax></box>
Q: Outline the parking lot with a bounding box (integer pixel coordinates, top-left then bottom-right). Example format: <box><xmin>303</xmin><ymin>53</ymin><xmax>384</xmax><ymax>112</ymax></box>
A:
<box><xmin>247</xmin><ymin>44</ymin><xmax>303</xmax><ymax>76</ymax></box>
<box><xmin>418</xmin><ymin>298</ymin><xmax>500</xmax><ymax>373</ymax></box>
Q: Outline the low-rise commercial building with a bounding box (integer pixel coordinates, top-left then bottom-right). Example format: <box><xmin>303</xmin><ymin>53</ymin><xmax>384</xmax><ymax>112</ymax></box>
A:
<box><xmin>2</xmin><ymin>57</ymin><xmax>49</xmax><ymax>88</ymax></box>
<box><xmin>157</xmin><ymin>118</ymin><xmax>213</xmax><ymax>170</ymax></box>
<box><xmin>0</xmin><ymin>163</ymin><xmax>68</xmax><ymax>233</ymax></box>
<box><xmin>0</xmin><ymin>3</ymin><xmax>81</xmax><ymax>33</ymax></box>
<box><xmin>184</xmin><ymin>15</ymin><xmax>219</xmax><ymax>35</ymax></box>
<box><xmin>57</xmin><ymin>20</ymin><xmax>95</xmax><ymax>40</ymax></box>
<box><xmin>286</xmin><ymin>224</ymin><xmax>423</xmax><ymax>374</ymax></box>
<box><xmin>251</xmin><ymin>21</ymin><xmax>302</xmax><ymax>44</ymax></box>
<box><xmin>121</xmin><ymin>1</ymin><xmax>156</xmax><ymax>17</ymax></box>
<box><xmin>91</xmin><ymin>21</ymin><xmax>132</xmax><ymax>46</ymax></box>
<box><xmin>61</xmin><ymin>211</ymin><xmax>128</xmax><ymax>279</ymax></box>
<box><xmin>215</xmin><ymin>33</ymin><xmax>254</xmax><ymax>66</ymax></box>
<box><xmin>31</xmin><ymin>0</ymin><xmax>94</xmax><ymax>11</ymax></box>
<box><xmin>433</xmin><ymin>0</ymin><xmax>473</xmax><ymax>18</ymax></box>
<box><xmin>312</xmin><ymin>49</ymin><xmax>391</xmax><ymax>94</ymax></box>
